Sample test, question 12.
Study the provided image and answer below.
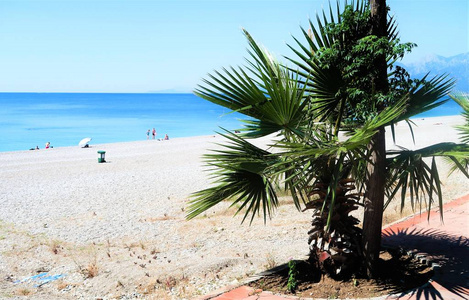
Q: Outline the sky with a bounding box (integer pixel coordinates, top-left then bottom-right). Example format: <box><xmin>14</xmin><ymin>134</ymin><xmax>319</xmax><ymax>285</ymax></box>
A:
<box><xmin>0</xmin><ymin>0</ymin><xmax>467</xmax><ymax>93</ymax></box>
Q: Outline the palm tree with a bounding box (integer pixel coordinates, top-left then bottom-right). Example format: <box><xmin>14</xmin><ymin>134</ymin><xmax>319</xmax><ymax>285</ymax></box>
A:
<box><xmin>187</xmin><ymin>1</ymin><xmax>469</xmax><ymax>279</ymax></box>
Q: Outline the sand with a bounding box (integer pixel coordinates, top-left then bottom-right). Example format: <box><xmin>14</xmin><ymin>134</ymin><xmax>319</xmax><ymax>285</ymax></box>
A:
<box><xmin>0</xmin><ymin>116</ymin><xmax>467</xmax><ymax>299</ymax></box>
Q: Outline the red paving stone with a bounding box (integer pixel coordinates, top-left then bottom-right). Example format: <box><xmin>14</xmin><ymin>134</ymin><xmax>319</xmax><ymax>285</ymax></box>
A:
<box><xmin>210</xmin><ymin>286</ymin><xmax>291</xmax><ymax>300</ymax></box>
<box><xmin>199</xmin><ymin>194</ymin><xmax>469</xmax><ymax>300</ymax></box>
<box><xmin>382</xmin><ymin>194</ymin><xmax>469</xmax><ymax>300</ymax></box>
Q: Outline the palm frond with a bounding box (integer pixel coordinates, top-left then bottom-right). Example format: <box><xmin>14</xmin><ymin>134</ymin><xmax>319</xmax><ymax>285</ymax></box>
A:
<box><xmin>385</xmin><ymin>142</ymin><xmax>469</xmax><ymax>218</ymax></box>
<box><xmin>195</xmin><ymin>30</ymin><xmax>309</xmax><ymax>138</ymax></box>
<box><xmin>397</xmin><ymin>74</ymin><xmax>455</xmax><ymax>121</ymax></box>
<box><xmin>449</xmin><ymin>93</ymin><xmax>469</xmax><ymax>143</ymax></box>
<box><xmin>286</xmin><ymin>24</ymin><xmax>343</xmax><ymax>122</ymax></box>
<box><xmin>186</xmin><ymin>130</ymin><xmax>281</xmax><ymax>224</ymax></box>
<box><xmin>265</xmin><ymin>100</ymin><xmax>407</xmax><ymax>215</ymax></box>
<box><xmin>272</xmin><ymin>98</ymin><xmax>407</xmax><ymax>174</ymax></box>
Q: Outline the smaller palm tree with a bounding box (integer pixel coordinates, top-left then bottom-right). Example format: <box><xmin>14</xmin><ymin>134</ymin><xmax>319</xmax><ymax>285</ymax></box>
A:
<box><xmin>306</xmin><ymin>172</ymin><xmax>363</xmax><ymax>278</ymax></box>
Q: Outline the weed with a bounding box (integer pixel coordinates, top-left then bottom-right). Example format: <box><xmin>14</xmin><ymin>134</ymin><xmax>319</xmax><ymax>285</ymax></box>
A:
<box><xmin>56</xmin><ymin>280</ymin><xmax>70</xmax><ymax>291</ymax></box>
<box><xmin>84</xmin><ymin>261</ymin><xmax>99</xmax><ymax>278</ymax></box>
<box><xmin>16</xmin><ymin>288</ymin><xmax>32</xmax><ymax>296</ymax></box>
<box><xmin>287</xmin><ymin>260</ymin><xmax>298</xmax><ymax>293</ymax></box>
<box><xmin>138</xmin><ymin>278</ymin><xmax>157</xmax><ymax>295</ymax></box>
<box><xmin>72</xmin><ymin>248</ymin><xmax>99</xmax><ymax>278</ymax></box>
<box><xmin>124</xmin><ymin>243</ymin><xmax>132</xmax><ymax>251</ymax></box>
<box><xmin>49</xmin><ymin>240</ymin><xmax>62</xmax><ymax>254</ymax></box>
<box><xmin>105</xmin><ymin>239</ymin><xmax>112</xmax><ymax>258</ymax></box>
<box><xmin>264</xmin><ymin>253</ymin><xmax>277</xmax><ymax>270</ymax></box>
<box><xmin>190</xmin><ymin>241</ymin><xmax>203</xmax><ymax>249</ymax></box>
<box><xmin>254</xmin><ymin>278</ymin><xmax>267</xmax><ymax>290</ymax></box>
<box><xmin>164</xmin><ymin>276</ymin><xmax>178</xmax><ymax>290</ymax></box>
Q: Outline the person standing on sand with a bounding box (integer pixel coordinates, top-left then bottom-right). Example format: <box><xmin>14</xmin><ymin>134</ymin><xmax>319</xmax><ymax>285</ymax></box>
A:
<box><xmin>152</xmin><ymin>128</ymin><xmax>156</xmax><ymax>139</ymax></box>
<box><xmin>146</xmin><ymin>129</ymin><xmax>150</xmax><ymax>140</ymax></box>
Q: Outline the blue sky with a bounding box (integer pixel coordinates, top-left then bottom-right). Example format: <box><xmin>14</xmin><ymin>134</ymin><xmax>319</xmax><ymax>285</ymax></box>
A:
<box><xmin>0</xmin><ymin>0</ymin><xmax>467</xmax><ymax>93</ymax></box>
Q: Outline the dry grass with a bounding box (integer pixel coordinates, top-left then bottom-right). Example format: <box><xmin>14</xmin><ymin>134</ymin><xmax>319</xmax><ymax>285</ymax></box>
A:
<box><xmin>135</xmin><ymin>276</ymin><xmax>199</xmax><ymax>299</ymax></box>
<box><xmin>56</xmin><ymin>280</ymin><xmax>69</xmax><ymax>291</ymax></box>
<box><xmin>48</xmin><ymin>239</ymin><xmax>63</xmax><ymax>254</ymax></box>
<box><xmin>149</xmin><ymin>274</ymin><xmax>200</xmax><ymax>298</ymax></box>
<box><xmin>71</xmin><ymin>246</ymin><xmax>100</xmax><ymax>279</ymax></box>
<box><xmin>162</xmin><ymin>275</ymin><xmax>178</xmax><ymax>290</ymax></box>
<box><xmin>124</xmin><ymin>240</ymin><xmax>149</xmax><ymax>250</ymax></box>
<box><xmin>137</xmin><ymin>277</ymin><xmax>158</xmax><ymax>295</ymax></box>
<box><xmin>84</xmin><ymin>261</ymin><xmax>99</xmax><ymax>278</ymax></box>
<box><xmin>264</xmin><ymin>252</ymin><xmax>277</xmax><ymax>270</ymax></box>
<box><xmin>15</xmin><ymin>288</ymin><xmax>32</xmax><ymax>296</ymax></box>
<box><xmin>138</xmin><ymin>240</ymin><xmax>147</xmax><ymax>250</ymax></box>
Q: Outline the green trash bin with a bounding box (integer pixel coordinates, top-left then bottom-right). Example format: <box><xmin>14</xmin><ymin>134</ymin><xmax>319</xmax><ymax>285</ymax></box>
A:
<box><xmin>98</xmin><ymin>150</ymin><xmax>106</xmax><ymax>163</ymax></box>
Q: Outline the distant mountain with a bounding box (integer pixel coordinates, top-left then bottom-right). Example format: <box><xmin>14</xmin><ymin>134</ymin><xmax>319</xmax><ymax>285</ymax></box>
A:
<box><xmin>401</xmin><ymin>52</ymin><xmax>469</xmax><ymax>92</ymax></box>
<box><xmin>148</xmin><ymin>55</ymin><xmax>468</xmax><ymax>94</ymax></box>
<box><xmin>147</xmin><ymin>87</ymin><xmax>192</xmax><ymax>94</ymax></box>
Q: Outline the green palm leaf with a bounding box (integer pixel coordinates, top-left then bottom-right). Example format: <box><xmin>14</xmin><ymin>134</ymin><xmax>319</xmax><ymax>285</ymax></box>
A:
<box><xmin>195</xmin><ymin>30</ymin><xmax>309</xmax><ymax>138</ymax></box>
<box><xmin>274</xmin><ymin>97</ymin><xmax>407</xmax><ymax>162</ymax></box>
<box><xmin>385</xmin><ymin>142</ymin><xmax>469</xmax><ymax>219</ymax></box>
<box><xmin>450</xmin><ymin>93</ymin><xmax>469</xmax><ymax>143</ymax></box>
<box><xmin>397</xmin><ymin>74</ymin><xmax>455</xmax><ymax>121</ymax></box>
<box><xmin>186</xmin><ymin>130</ymin><xmax>280</xmax><ymax>224</ymax></box>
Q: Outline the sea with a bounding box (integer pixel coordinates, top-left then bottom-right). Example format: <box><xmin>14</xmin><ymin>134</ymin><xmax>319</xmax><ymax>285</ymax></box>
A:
<box><xmin>0</xmin><ymin>93</ymin><xmax>464</xmax><ymax>153</ymax></box>
<box><xmin>0</xmin><ymin>93</ymin><xmax>242</xmax><ymax>153</ymax></box>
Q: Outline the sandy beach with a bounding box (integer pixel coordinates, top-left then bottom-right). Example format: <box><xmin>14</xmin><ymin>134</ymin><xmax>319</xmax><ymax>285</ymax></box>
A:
<box><xmin>0</xmin><ymin>116</ymin><xmax>467</xmax><ymax>299</ymax></box>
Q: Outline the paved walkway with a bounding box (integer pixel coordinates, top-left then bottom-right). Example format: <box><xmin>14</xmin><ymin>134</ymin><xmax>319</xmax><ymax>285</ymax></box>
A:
<box><xmin>197</xmin><ymin>194</ymin><xmax>469</xmax><ymax>300</ymax></box>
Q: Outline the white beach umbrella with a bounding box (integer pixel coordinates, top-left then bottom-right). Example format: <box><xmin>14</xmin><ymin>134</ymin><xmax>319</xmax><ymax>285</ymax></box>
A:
<box><xmin>78</xmin><ymin>137</ymin><xmax>92</xmax><ymax>148</ymax></box>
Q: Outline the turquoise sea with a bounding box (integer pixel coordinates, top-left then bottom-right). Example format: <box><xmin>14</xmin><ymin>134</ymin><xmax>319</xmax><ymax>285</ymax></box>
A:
<box><xmin>0</xmin><ymin>93</ymin><xmax>242</xmax><ymax>152</ymax></box>
<box><xmin>0</xmin><ymin>93</ymin><xmax>463</xmax><ymax>153</ymax></box>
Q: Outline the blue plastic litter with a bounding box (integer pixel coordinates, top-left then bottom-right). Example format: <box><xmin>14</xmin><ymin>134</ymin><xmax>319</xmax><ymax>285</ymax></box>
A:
<box><xmin>34</xmin><ymin>274</ymin><xmax>66</xmax><ymax>287</ymax></box>
<box><xmin>14</xmin><ymin>272</ymin><xmax>66</xmax><ymax>287</ymax></box>
<box><xmin>14</xmin><ymin>272</ymin><xmax>48</xmax><ymax>284</ymax></box>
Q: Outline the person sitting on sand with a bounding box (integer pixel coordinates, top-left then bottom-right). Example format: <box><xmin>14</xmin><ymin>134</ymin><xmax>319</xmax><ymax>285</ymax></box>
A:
<box><xmin>164</xmin><ymin>134</ymin><xmax>169</xmax><ymax>140</ymax></box>
<box><xmin>45</xmin><ymin>142</ymin><xmax>50</xmax><ymax>149</ymax></box>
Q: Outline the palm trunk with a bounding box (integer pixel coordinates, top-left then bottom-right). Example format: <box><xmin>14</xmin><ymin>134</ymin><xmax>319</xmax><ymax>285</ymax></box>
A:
<box><xmin>362</xmin><ymin>128</ymin><xmax>386</xmax><ymax>277</ymax></box>
<box><xmin>362</xmin><ymin>0</ymin><xmax>388</xmax><ymax>278</ymax></box>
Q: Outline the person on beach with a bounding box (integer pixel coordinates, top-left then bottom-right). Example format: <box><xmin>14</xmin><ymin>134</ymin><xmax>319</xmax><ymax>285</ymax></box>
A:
<box><xmin>45</xmin><ymin>142</ymin><xmax>50</xmax><ymax>149</ymax></box>
<box><xmin>146</xmin><ymin>129</ymin><xmax>150</xmax><ymax>140</ymax></box>
<box><xmin>164</xmin><ymin>134</ymin><xmax>169</xmax><ymax>140</ymax></box>
<box><xmin>152</xmin><ymin>128</ymin><xmax>156</xmax><ymax>139</ymax></box>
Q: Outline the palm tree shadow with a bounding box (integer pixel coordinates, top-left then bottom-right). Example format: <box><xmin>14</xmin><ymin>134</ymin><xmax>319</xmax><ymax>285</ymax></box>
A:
<box><xmin>382</xmin><ymin>227</ymin><xmax>469</xmax><ymax>300</ymax></box>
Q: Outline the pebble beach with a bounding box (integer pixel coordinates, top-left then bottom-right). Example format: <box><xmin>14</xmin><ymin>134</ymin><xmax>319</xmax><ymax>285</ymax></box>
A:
<box><xmin>0</xmin><ymin>116</ymin><xmax>467</xmax><ymax>299</ymax></box>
